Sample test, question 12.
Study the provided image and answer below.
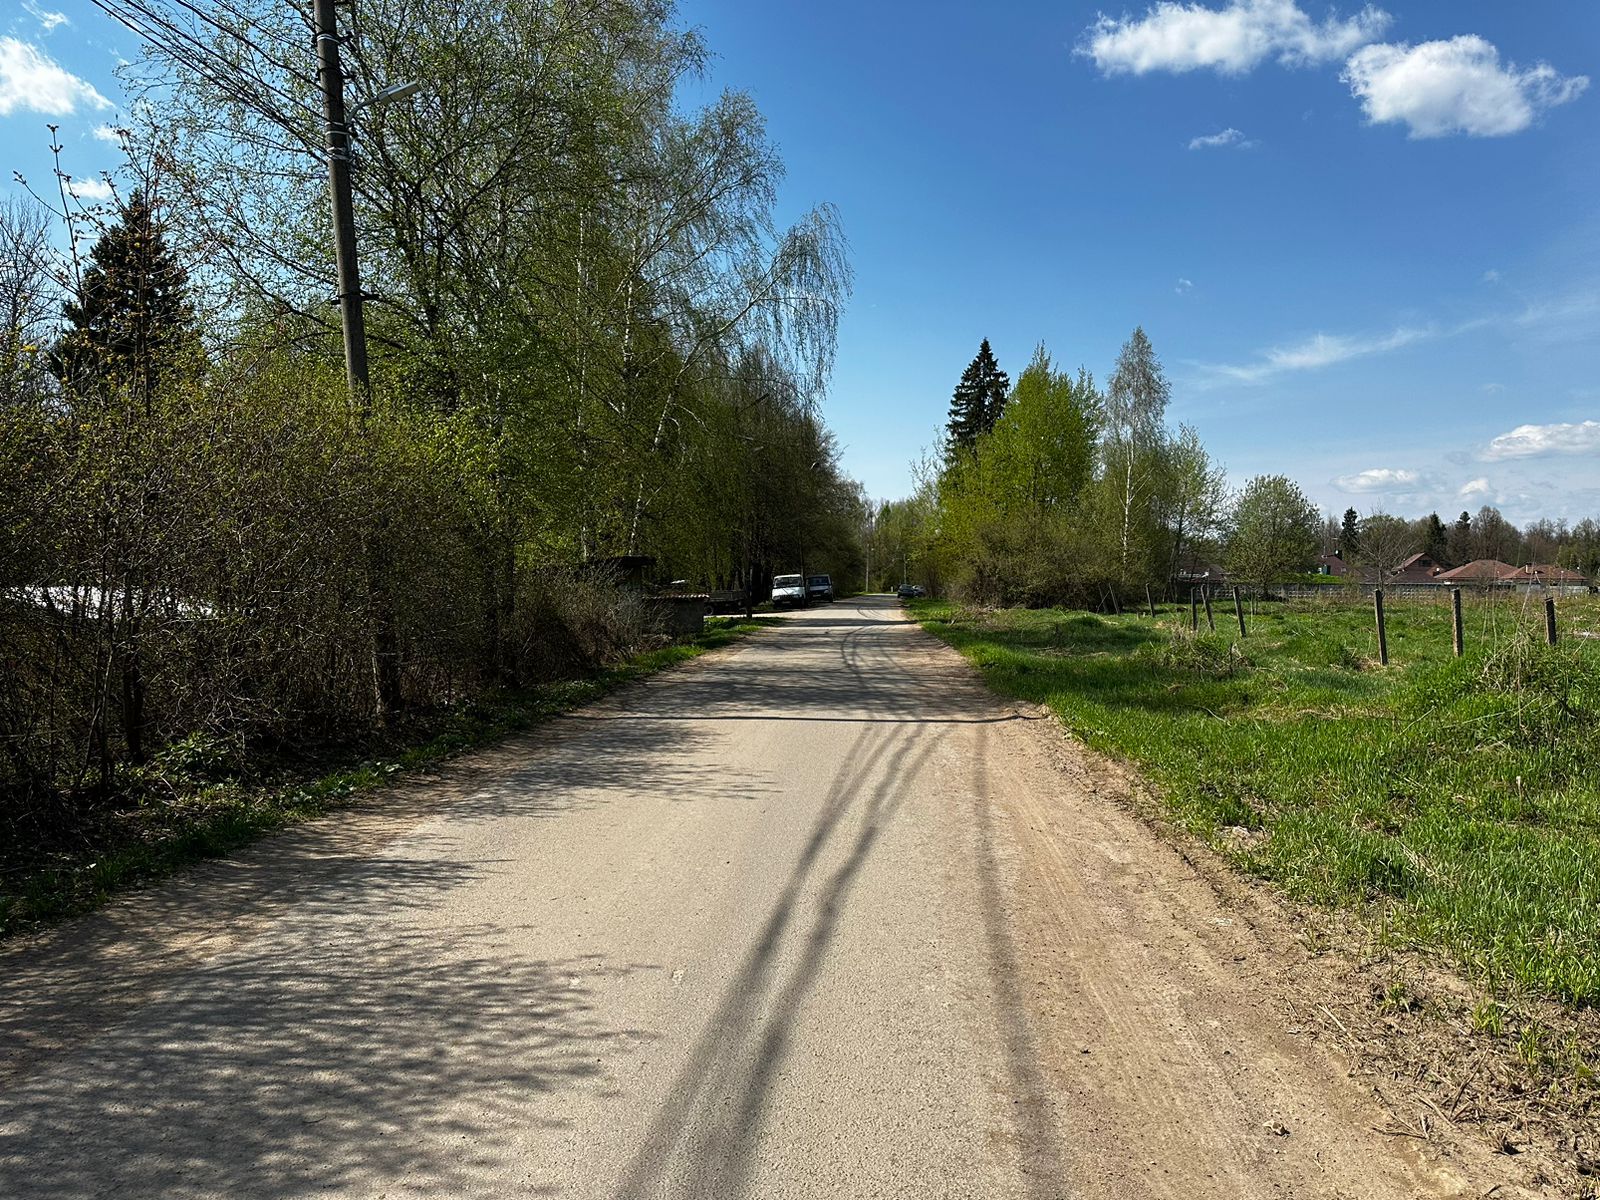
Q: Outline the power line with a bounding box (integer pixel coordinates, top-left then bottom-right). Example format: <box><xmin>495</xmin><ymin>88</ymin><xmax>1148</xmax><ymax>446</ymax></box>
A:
<box><xmin>86</xmin><ymin>0</ymin><xmax>324</xmax><ymax>148</ymax></box>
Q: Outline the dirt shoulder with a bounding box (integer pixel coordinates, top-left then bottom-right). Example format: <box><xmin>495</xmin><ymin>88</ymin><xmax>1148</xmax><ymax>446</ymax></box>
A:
<box><xmin>977</xmin><ymin>683</ymin><xmax>1589</xmax><ymax>1198</ymax></box>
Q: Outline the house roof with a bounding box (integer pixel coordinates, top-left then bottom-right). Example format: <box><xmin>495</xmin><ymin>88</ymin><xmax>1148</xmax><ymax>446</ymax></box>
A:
<box><xmin>1517</xmin><ymin>563</ymin><xmax>1589</xmax><ymax>584</ymax></box>
<box><xmin>1390</xmin><ymin>552</ymin><xmax>1444</xmax><ymax>582</ymax></box>
<box><xmin>1434</xmin><ymin>559</ymin><xmax>1520</xmax><ymax>583</ymax></box>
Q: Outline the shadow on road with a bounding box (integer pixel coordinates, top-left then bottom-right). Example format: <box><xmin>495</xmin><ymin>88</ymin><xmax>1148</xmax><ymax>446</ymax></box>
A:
<box><xmin>0</xmin><ymin>594</ymin><xmax>1046</xmax><ymax>1199</ymax></box>
<box><xmin>0</xmin><ymin>717</ymin><xmax>722</xmax><ymax>1091</ymax></box>
<box><xmin>0</xmin><ymin>920</ymin><xmax>651</xmax><ymax>1198</ymax></box>
<box><xmin>605</xmin><ymin>600</ymin><xmax>999</xmax><ymax>728</ymax></box>
<box><xmin>613</xmin><ymin>721</ymin><xmax>941</xmax><ymax>1200</ymax></box>
<box><xmin>968</xmin><ymin>727</ymin><xmax>1070</xmax><ymax>1198</ymax></box>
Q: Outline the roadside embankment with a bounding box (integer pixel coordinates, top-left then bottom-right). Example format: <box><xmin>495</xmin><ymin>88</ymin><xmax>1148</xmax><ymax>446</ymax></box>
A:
<box><xmin>913</xmin><ymin>594</ymin><xmax>1600</xmax><ymax>1184</ymax></box>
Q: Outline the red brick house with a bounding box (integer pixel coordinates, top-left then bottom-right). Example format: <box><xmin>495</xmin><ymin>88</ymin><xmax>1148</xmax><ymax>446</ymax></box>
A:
<box><xmin>1315</xmin><ymin>553</ymin><xmax>1347</xmax><ymax>577</ymax></box>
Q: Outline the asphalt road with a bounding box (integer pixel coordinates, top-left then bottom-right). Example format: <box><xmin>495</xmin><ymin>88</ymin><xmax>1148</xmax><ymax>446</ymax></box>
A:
<box><xmin>0</xmin><ymin>597</ymin><xmax>1524</xmax><ymax>1198</ymax></box>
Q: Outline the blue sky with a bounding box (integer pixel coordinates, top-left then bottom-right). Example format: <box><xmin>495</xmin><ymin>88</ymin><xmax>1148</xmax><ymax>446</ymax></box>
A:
<box><xmin>5</xmin><ymin>0</ymin><xmax>1598</xmax><ymax>525</ymax></box>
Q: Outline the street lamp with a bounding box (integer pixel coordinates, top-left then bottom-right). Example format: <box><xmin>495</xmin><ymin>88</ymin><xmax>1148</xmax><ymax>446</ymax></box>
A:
<box><xmin>353</xmin><ymin>79</ymin><xmax>422</xmax><ymax>113</ymax></box>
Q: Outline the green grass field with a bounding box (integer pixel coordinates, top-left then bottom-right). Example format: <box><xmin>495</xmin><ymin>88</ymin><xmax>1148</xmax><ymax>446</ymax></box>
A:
<box><xmin>913</xmin><ymin>592</ymin><xmax>1600</xmax><ymax>1006</ymax></box>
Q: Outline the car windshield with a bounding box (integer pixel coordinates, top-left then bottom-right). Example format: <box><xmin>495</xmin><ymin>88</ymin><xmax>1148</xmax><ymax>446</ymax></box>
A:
<box><xmin>773</xmin><ymin>575</ymin><xmax>802</xmax><ymax>587</ymax></box>
<box><xmin>808</xmin><ymin>576</ymin><xmax>828</xmax><ymax>585</ymax></box>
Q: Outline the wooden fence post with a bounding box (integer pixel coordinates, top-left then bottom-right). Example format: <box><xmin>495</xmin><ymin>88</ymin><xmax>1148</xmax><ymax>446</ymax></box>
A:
<box><xmin>1233</xmin><ymin>586</ymin><xmax>1246</xmax><ymax>639</ymax></box>
<box><xmin>1146</xmin><ymin>585</ymin><xmax>1156</xmax><ymax>619</ymax></box>
<box><xmin>1202</xmin><ymin>587</ymin><xmax>1215</xmax><ymax>632</ymax></box>
<box><xmin>1546</xmin><ymin>597</ymin><xmax>1558</xmax><ymax>646</ymax></box>
<box><xmin>1190</xmin><ymin>588</ymin><xmax>1198</xmax><ymax>631</ymax></box>
<box><xmin>1451</xmin><ymin>588</ymin><xmax>1463</xmax><ymax>657</ymax></box>
<box><xmin>1374</xmin><ymin>588</ymin><xmax>1389</xmax><ymax>666</ymax></box>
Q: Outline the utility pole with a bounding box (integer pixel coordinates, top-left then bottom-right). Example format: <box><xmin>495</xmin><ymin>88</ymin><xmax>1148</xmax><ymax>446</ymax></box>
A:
<box><xmin>313</xmin><ymin>0</ymin><xmax>368</xmax><ymax>406</ymax></box>
<box><xmin>313</xmin><ymin>0</ymin><xmax>401</xmax><ymax>720</ymax></box>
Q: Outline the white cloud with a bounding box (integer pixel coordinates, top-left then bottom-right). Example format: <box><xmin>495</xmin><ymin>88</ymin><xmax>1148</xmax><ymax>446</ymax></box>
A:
<box><xmin>1481</xmin><ymin>268</ymin><xmax>1500</xmax><ymax>285</ymax></box>
<box><xmin>1342</xmin><ymin>36</ymin><xmax>1588</xmax><ymax>138</ymax></box>
<box><xmin>1081</xmin><ymin>0</ymin><xmax>1389</xmax><ymax>77</ymax></box>
<box><xmin>66</xmin><ymin>176</ymin><xmax>115</xmax><ymax>201</ymax></box>
<box><xmin>1482</xmin><ymin>420</ymin><xmax>1600</xmax><ymax>461</ymax></box>
<box><xmin>1458</xmin><ymin>478</ymin><xmax>1491</xmax><ymax>498</ymax></box>
<box><xmin>92</xmin><ymin>123</ymin><xmax>124</xmax><ymax>144</ymax></box>
<box><xmin>22</xmin><ymin>2</ymin><xmax>69</xmax><ymax>34</ymax></box>
<box><xmin>1207</xmin><ymin>324</ymin><xmax>1427</xmax><ymax>384</ymax></box>
<box><xmin>0</xmin><ymin>37</ymin><xmax>111</xmax><ymax>117</ymax></box>
<box><xmin>1187</xmin><ymin>127</ymin><xmax>1255</xmax><ymax>150</ymax></box>
<box><xmin>1175</xmin><ymin>277</ymin><xmax>1194</xmax><ymax>294</ymax></box>
<box><xmin>1335</xmin><ymin>467</ymin><xmax>1421</xmax><ymax>493</ymax></box>
<box><xmin>1509</xmin><ymin>289</ymin><xmax>1600</xmax><ymax>338</ymax></box>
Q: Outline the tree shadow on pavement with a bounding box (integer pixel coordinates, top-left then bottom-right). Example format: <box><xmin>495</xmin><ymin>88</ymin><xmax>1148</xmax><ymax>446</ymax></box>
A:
<box><xmin>0</xmin><ymin>917</ymin><xmax>652</xmax><ymax>1198</ymax></box>
<box><xmin>0</xmin><ymin>718</ymin><xmax>721</xmax><ymax>1090</ymax></box>
<box><xmin>602</xmin><ymin>611</ymin><xmax>1009</xmax><ymax>728</ymax></box>
<box><xmin>612</xmin><ymin>724</ymin><xmax>942</xmax><ymax>1200</ymax></box>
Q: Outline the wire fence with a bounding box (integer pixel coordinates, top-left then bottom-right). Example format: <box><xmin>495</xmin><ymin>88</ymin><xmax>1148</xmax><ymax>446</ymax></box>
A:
<box><xmin>1166</xmin><ymin>581</ymin><xmax>1600</xmax><ymax>661</ymax></box>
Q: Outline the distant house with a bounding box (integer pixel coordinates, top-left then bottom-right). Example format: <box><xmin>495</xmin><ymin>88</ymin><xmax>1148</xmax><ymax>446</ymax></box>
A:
<box><xmin>1315</xmin><ymin>551</ymin><xmax>1444</xmax><ymax>586</ymax></box>
<box><xmin>1389</xmin><ymin>553</ymin><xmax>1446</xmax><ymax>585</ymax></box>
<box><xmin>1176</xmin><ymin>560</ymin><xmax>1227</xmax><ymax>585</ymax></box>
<box><xmin>1434</xmin><ymin>559</ymin><xmax>1521</xmax><ymax>586</ymax></box>
<box><xmin>1515</xmin><ymin>563</ymin><xmax>1590</xmax><ymax>594</ymax></box>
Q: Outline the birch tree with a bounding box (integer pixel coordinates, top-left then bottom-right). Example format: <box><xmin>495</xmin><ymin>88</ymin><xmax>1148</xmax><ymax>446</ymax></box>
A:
<box><xmin>1103</xmin><ymin>326</ymin><xmax>1169</xmax><ymax>586</ymax></box>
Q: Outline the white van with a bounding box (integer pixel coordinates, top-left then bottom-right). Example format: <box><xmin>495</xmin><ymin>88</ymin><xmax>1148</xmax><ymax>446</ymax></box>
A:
<box><xmin>771</xmin><ymin>574</ymin><xmax>807</xmax><ymax>607</ymax></box>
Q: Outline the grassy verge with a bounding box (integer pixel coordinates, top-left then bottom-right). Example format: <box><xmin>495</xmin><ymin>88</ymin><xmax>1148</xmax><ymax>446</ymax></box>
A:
<box><xmin>912</xmin><ymin>594</ymin><xmax>1600</xmax><ymax>1007</ymax></box>
<box><xmin>1</xmin><ymin>616</ymin><xmax>779</xmax><ymax>939</ymax></box>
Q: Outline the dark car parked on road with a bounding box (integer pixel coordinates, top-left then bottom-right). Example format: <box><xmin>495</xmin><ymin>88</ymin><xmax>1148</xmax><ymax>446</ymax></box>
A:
<box><xmin>806</xmin><ymin>574</ymin><xmax>834</xmax><ymax>603</ymax></box>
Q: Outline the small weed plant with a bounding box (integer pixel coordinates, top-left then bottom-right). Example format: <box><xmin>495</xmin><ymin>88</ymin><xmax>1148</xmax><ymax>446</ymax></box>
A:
<box><xmin>1138</xmin><ymin>626</ymin><xmax>1253</xmax><ymax>679</ymax></box>
<box><xmin>1471</xmin><ymin>997</ymin><xmax>1506</xmax><ymax>1037</ymax></box>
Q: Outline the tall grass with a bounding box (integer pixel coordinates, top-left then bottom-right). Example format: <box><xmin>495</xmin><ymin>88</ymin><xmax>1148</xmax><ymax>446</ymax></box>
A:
<box><xmin>915</xmin><ymin>594</ymin><xmax>1600</xmax><ymax>1005</ymax></box>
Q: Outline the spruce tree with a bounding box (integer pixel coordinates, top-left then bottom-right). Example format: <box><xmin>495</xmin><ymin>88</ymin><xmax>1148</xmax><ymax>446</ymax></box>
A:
<box><xmin>1339</xmin><ymin>507</ymin><xmax>1360</xmax><ymax>556</ymax></box>
<box><xmin>51</xmin><ymin>191</ymin><xmax>191</xmax><ymax>410</ymax></box>
<box><xmin>1423</xmin><ymin>511</ymin><xmax>1448</xmax><ymax>563</ymax></box>
<box><xmin>1448</xmin><ymin>510</ymin><xmax>1472</xmax><ymax>565</ymax></box>
<box><xmin>47</xmin><ymin>192</ymin><xmax>192</xmax><ymax>767</ymax></box>
<box><xmin>945</xmin><ymin>338</ymin><xmax>1009</xmax><ymax>457</ymax></box>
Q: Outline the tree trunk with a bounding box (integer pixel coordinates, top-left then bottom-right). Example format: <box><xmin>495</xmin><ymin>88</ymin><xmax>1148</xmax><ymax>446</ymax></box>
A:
<box><xmin>117</xmin><ymin>587</ymin><xmax>147</xmax><ymax>764</ymax></box>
